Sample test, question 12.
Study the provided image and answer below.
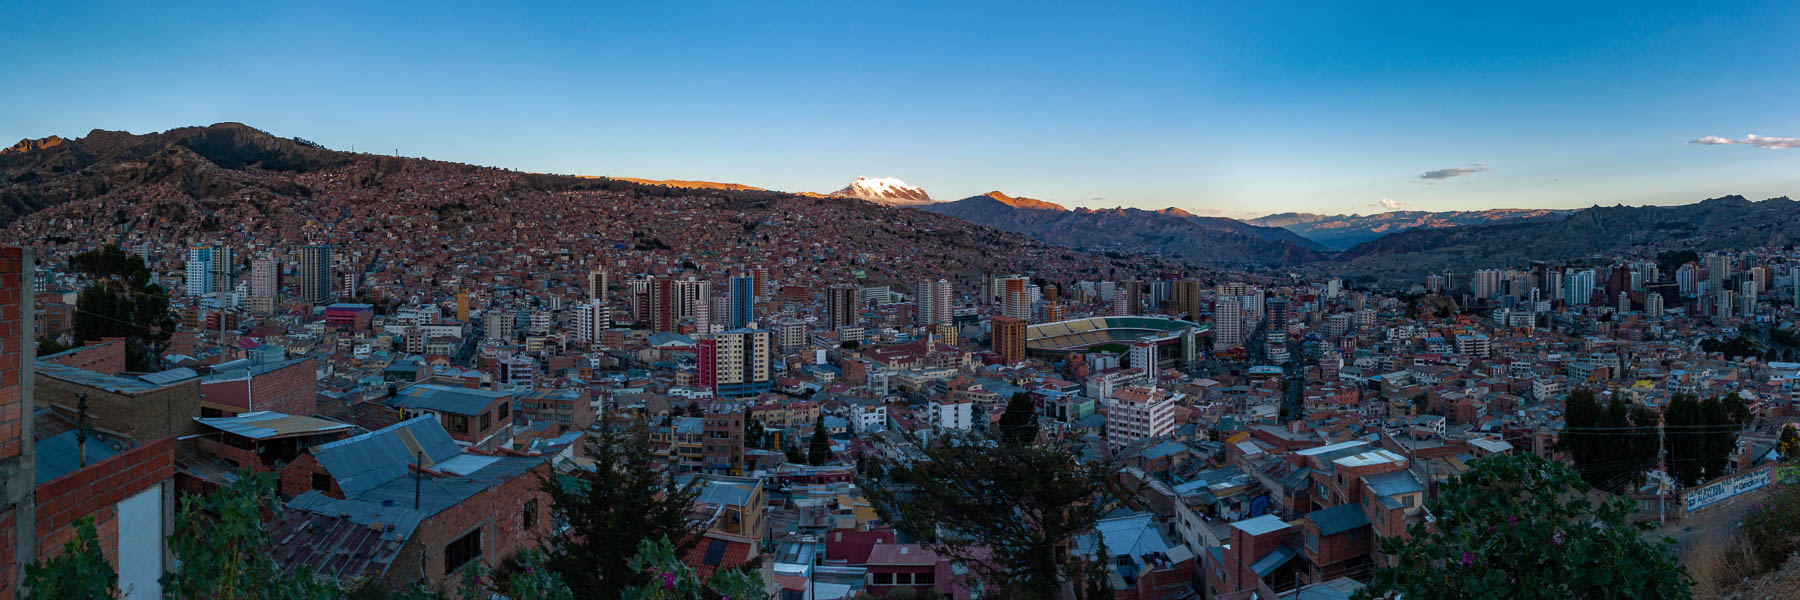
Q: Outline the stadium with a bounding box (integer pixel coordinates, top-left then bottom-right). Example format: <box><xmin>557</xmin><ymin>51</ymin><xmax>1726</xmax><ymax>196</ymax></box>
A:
<box><xmin>1024</xmin><ymin>316</ymin><xmax>1206</xmax><ymax>367</ymax></box>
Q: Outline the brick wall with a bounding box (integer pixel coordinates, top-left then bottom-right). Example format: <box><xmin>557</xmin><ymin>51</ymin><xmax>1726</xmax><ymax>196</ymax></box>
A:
<box><xmin>250</xmin><ymin>357</ymin><xmax>316</xmax><ymax>416</ymax></box>
<box><xmin>0</xmin><ymin>245</ymin><xmax>26</xmax><ymax>600</ymax></box>
<box><xmin>278</xmin><ymin>453</ymin><xmax>340</xmax><ymax>499</ymax></box>
<box><xmin>40</xmin><ymin>339</ymin><xmax>126</xmax><ymax>376</ymax></box>
<box><xmin>412</xmin><ymin>460</ymin><xmax>551</xmax><ymax>594</ymax></box>
<box><xmin>34</xmin><ymin>437</ymin><xmax>174</xmax><ymax>563</ymax></box>
<box><xmin>0</xmin><ymin>245</ymin><xmax>21</xmax><ymax>461</ymax></box>
<box><xmin>35</xmin><ymin>377</ymin><xmax>202</xmax><ymax>441</ymax></box>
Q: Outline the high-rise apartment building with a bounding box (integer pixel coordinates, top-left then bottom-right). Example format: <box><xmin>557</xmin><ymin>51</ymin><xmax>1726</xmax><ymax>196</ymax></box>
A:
<box><xmin>297</xmin><ymin>245</ymin><xmax>333</xmax><ymax>303</ymax></box>
<box><xmin>699</xmin><ymin>328</ymin><xmax>774</xmax><ymax>397</ymax></box>
<box><xmin>917</xmin><ymin>279</ymin><xmax>952</xmax><ymax>326</ymax></box>
<box><xmin>728</xmin><ymin>275</ymin><xmax>755</xmax><ymax>329</ymax></box>
<box><xmin>575</xmin><ymin>300</ymin><xmax>609</xmax><ymax>343</ymax></box>
<box><xmin>648</xmin><ymin>277</ymin><xmax>676</xmax><ymax>332</ymax></box>
<box><xmin>1214</xmin><ymin>286</ymin><xmax>1244</xmax><ymax>352</ymax></box>
<box><xmin>249</xmin><ymin>256</ymin><xmax>278</xmax><ymax>299</ymax></box>
<box><xmin>826</xmin><ymin>284</ymin><xmax>858</xmax><ymax>330</ymax></box>
<box><xmin>484</xmin><ymin>308</ymin><xmax>515</xmax><ymax>343</ymax></box>
<box><xmin>991</xmin><ymin>316</ymin><xmax>1026</xmax><ymax>365</ymax></box>
<box><xmin>588</xmin><ymin>268</ymin><xmax>609</xmax><ymax>299</ymax></box>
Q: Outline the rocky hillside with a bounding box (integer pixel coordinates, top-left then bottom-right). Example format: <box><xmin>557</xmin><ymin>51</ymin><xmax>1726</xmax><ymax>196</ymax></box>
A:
<box><xmin>920</xmin><ymin>192</ymin><xmax>1327</xmax><ymax>267</ymax></box>
<box><xmin>3</xmin><ymin>123</ymin><xmax>1188</xmax><ymax>287</ymax></box>
<box><xmin>1249</xmin><ymin>208</ymin><xmax>1571</xmax><ymax>249</ymax></box>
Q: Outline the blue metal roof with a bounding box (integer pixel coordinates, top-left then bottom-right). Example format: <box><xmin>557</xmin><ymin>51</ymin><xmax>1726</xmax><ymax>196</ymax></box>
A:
<box><xmin>1250</xmin><ymin>544</ymin><xmax>1297</xmax><ymax>577</ymax></box>
<box><xmin>395</xmin><ymin>384</ymin><xmax>513</xmax><ymax>416</ymax></box>
<box><xmin>1306</xmin><ymin>503</ymin><xmax>1371</xmax><ymax>536</ymax></box>
<box><xmin>311</xmin><ymin>416</ymin><xmax>462</xmax><ymax>498</ymax></box>
<box><xmin>36</xmin><ymin>431</ymin><xmax>123</xmax><ymax>484</ymax></box>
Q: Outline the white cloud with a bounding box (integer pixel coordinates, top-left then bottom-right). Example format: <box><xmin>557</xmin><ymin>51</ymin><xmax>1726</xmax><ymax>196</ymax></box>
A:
<box><xmin>1688</xmin><ymin>134</ymin><xmax>1799</xmax><ymax>149</ymax></box>
<box><xmin>1419</xmin><ymin>164</ymin><xmax>1490</xmax><ymax>180</ymax></box>
<box><xmin>1368</xmin><ymin>198</ymin><xmax>1410</xmax><ymax>211</ymax></box>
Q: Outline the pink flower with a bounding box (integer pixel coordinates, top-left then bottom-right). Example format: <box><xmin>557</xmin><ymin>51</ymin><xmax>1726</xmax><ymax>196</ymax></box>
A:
<box><xmin>1461</xmin><ymin>551</ymin><xmax>1474</xmax><ymax>566</ymax></box>
<box><xmin>661</xmin><ymin>570</ymin><xmax>675</xmax><ymax>589</ymax></box>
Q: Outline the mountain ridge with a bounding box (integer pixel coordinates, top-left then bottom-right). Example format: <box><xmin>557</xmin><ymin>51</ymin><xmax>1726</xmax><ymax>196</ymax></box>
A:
<box><xmin>1248</xmin><ymin>208</ymin><xmax>1573</xmax><ymax>249</ymax></box>
<box><xmin>921</xmin><ymin>192</ymin><xmax>1327</xmax><ymax>267</ymax></box>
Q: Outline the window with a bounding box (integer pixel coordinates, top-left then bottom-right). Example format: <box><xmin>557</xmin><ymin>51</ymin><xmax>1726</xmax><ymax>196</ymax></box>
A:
<box><xmin>1306</xmin><ymin>530</ymin><xmax>1319</xmax><ymax>552</ymax></box>
<box><xmin>872</xmin><ymin>573</ymin><xmax>895</xmax><ymax>585</ymax></box>
<box><xmin>450</xmin><ymin>414</ymin><xmax>469</xmax><ymax>434</ymax></box>
<box><xmin>913</xmin><ymin>572</ymin><xmax>935</xmax><ymax>585</ymax></box>
<box><xmin>498</xmin><ymin>403</ymin><xmax>510</xmax><ymax>420</ymax></box>
<box><xmin>444</xmin><ymin>528</ymin><xmax>481</xmax><ymax>575</ymax></box>
<box><xmin>312</xmin><ymin>473</ymin><xmax>332</xmax><ymax>492</ymax></box>
<box><xmin>523</xmin><ymin>499</ymin><xmax>538</xmax><ymax>530</ymax></box>
<box><xmin>480</xmin><ymin>411</ymin><xmax>493</xmax><ymax>431</ymax></box>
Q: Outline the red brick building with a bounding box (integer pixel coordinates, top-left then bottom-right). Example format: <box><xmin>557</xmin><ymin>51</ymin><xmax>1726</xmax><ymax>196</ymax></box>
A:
<box><xmin>282</xmin><ymin>416</ymin><xmax>553</xmax><ymax>594</ymax></box>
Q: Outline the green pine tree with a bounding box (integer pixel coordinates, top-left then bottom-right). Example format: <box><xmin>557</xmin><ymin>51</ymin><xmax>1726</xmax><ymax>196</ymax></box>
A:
<box><xmin>999</xmin><ymin>392</ymin><xmax>1039</xmax><ymax>446</ymax></box>
<box><xmin>538</xmin><ymin>421</ymin><xmax>701</xmax><ymax>599</ymax></box>
<box><xmin>808</xmin><ymin>418</ymin><xmax>831</xmax><ymax>466</ymax></box>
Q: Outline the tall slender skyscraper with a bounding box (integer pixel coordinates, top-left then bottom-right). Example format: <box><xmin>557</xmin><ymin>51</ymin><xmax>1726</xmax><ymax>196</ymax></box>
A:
<box><xmin>826</xmin><ymin>284</ymin><xmax>857</xmax><ymax>330</ymax></box>
<box><xmin>298</xmin><ymin>245</ymin><xmax>333</xmax><ymax>303</ymax></box>
<box><xmin>250</xmin><ymin>256</ymin><xmax>278</xmax><ymax>299</ymax></box>
<box><xmin>588</xmin><ymin>268</ymin><xmax>609</xmax><ymax>299</ymax></box>
<box><xmin>917</xmin><ymin>279</ymin><xmax>952</xmax><ymax>326</ymax></box>
<box><xmin>728</xmin><ymin>275</ymin><xmax>755</xmax><ymax>328</ymax></box>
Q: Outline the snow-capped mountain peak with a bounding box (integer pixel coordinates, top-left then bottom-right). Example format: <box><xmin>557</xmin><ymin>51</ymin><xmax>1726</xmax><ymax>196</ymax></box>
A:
<box><xmin>831</xmin><ymin>176</ymin><xmax>933</xmax><ymax>206</ymax></box>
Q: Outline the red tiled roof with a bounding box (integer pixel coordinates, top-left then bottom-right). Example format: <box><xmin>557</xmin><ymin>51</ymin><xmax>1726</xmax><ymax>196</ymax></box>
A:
<box><xmin>682</xmin><ymin>533</ymin><xmax>753</xmax><ymax>580</ymax></box>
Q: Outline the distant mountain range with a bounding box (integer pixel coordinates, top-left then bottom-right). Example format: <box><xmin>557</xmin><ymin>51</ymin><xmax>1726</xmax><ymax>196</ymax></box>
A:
<box><xmin>1248</xmin><ymin>208</ymin><xmax>1572</xmax><ymax>250</ymax></box>
<box><xmin>1331</xmin><ymin>196</ymin><xmax>1800</xmax><ymax>281</ymax></box>
<box><xmin>9</xmin><ymin>124</ymin><xmax>1792</xmax><ymax>280</ymax></box>
<box><xmin>920</xmin><ymin>192</ymin><xmax>1327</xmax><ymax>267</ymax></box>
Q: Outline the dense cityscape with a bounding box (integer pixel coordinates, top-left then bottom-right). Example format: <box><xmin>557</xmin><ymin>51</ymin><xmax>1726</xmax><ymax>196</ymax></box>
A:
<box><xmin>6</xmin><ymin>3</ymin><xmax>1800</xmax><ymax>600</ymax></box>
<box><xmin>3</xmin><ymin>122</ymin><xmax>1800</xmax><ymax>599</ymax></box>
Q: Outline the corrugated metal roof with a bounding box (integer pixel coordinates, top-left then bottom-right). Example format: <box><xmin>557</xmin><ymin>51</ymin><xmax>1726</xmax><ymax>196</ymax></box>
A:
<box><xmin>139</xmin><ymin>367</ymin><xmax>199</xmax><ymax>385</ymax></box>
<box><xmin>1306</xmin><ymin>503</ymin><xmax>1371</xmax><ymax>536</ymax></box>
<box><xmin>395</xmin><ymin>384</ymin><xmax>513</xmax><ymax>416</ymax></box>
<box><xmin>311</xmin><ymin>416</ymin><xmax>460</xmax><ymax>497</ymax></box>
<box><xmin>194</xmin><ymin>411</ymin><xmax>354</xmax><ymax>440</ymax></box>
<box><xmin>35</xmin><ymin>361</ymin><xmax>193</xmax><ymax>395</ymax></box>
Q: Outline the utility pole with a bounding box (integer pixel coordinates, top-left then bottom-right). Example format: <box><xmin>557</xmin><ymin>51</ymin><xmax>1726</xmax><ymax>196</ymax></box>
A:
<box><xmin>1659</xmin><ymin>415</ymin><xmax>1668</xmax><ymax>527</ymax></box>
<box><xmin>75</xmin><ymin>392</ymin><xmax>90</xmax><ymax>468</ymax></box>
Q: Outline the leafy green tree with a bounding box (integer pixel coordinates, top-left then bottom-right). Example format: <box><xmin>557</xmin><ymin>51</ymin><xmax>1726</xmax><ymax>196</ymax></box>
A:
<box><xmin>620</xmin><ymin>536</ymin><xmax>765</xmax><ymax>600</ymax></box>
<box><xmin>785</xmin><ymin>443</ymin><xmax>807</xmax><ymax>464</ymax></box>
<box><xmin>998</xmin><ymin>392</ymin><xmax>1038</xmax><ymax>446</ymax></box>
<box><xmin>23</xmin><ymin>517</ymin><xmax>116</xmax><ymax>599</ymax></box>
<box><xmin>864</xmin><ymin>432</ymin><xmax>1121</xmax><ymax>598</ymax></box>
<box><xmin>808</xmin><ymin>418</ymin><xmax>831</xmax><ymax>466</ymax></box>
<box><xmin>1357</xmin><ymin>454</ymin><xmax>1690</xmax><ymax>599</ymax></box>
<box><xmin>539</xmin><ymin>421</ymin><xmax>700</xmax><ymax>599</ymax></box>
<box><xmin>161</xmin><ymin>470</ymin><xmax>336</xmax><ymax>599</ymax></box>
<box><xmin>1777</xmin><ymin>426</ymin><xmax>1800</xmax><ymax>462</ymax></box>
<box><xmin>68</xmin><ymin>244</ymin><xmax>174</xmax><ymax>371</ymax></box>
<box><xmin>35</xmin><ymin>337</ymin><xmax>74</xmax><ymax>357</ymax></box>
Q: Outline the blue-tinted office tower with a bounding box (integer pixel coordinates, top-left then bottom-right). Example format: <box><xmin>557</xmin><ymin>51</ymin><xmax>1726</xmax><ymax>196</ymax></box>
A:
<box><xmin>728</xmin><ymin>275</ymin><xmax>754</xmax><ymax>328</ymax></box>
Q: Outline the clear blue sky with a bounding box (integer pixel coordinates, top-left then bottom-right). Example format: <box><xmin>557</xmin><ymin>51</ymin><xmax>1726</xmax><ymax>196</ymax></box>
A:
<box><xmin>4</xmin><ymin>1</ymin><xmax>1797</xmax><ymax>217</ymax></box>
